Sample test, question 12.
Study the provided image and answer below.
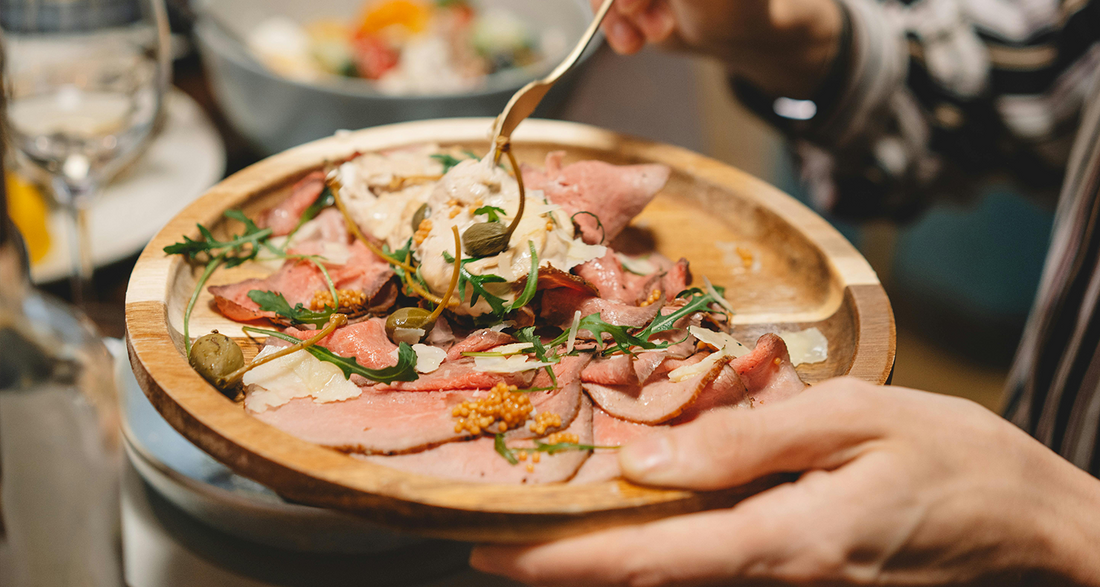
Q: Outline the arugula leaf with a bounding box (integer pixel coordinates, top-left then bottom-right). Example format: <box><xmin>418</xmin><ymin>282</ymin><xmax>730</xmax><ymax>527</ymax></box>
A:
<box><xmin>549</xmin><ymin>313</ymin><xmax>666</xmax><ymax>356</ymax></box>
<box><xmin>532</xmin><ymin>441</ymin><xmax>619</xmax><ymax>454</ymax></box>
<box><xmin>635</xmin><ymin>287</ymin><xmax>726</xmax><ymax>341</ymax></box>
<box><xmin>513</xmin><ymin>325</ymin><xmax>559</xmax><ymax>387</ymax></box>
<box><xmin>494</xmin><ymin>433</ymin><xmax>518</xmax><ymax>465</ymax></box>
<box><xmin>242</xmin><ymin>327</ymin><xmax>419</xmax><ymax>384</ymax></box>
<box><xmin>431</xmin><ymin>153</ymin><xmax>464</xmax><ymax>173</ymax></box>
<box><xmin>507</xmin><ymin>242</ymin><xmax>539</xmax><ymax>312</ymax></box>
<box><xmin>474</xmin><ymin>205</ymin><xmax>506</xmax><ymax>223</ymax></box>
<box><xmin>248</xmin><ymin>290</ymin><xmax>333</xmax><ymax>327</ymax></box>
<box><xmin>443</xmin><ymin>251</ymin><xmax>509</xmax><ymax>314</ymax></box>
<box><xmin>164</xmin><ymin>210</ymin><xmax>273</xmax><ymax>262</ymax></box>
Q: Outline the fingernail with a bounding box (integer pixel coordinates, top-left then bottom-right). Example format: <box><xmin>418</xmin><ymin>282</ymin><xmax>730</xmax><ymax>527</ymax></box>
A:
<box><xmin>621</xmin><ymin>433</ymin><xmax>673</xmax><ymax>478</ymax></box>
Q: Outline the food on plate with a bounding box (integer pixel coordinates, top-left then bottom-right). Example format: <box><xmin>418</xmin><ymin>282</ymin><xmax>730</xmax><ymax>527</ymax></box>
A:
<box><xmin>247</xmin><ymin>0</ymin><xmax>561</xmax><ymax>95</ymax></box>
<box><xmin>165</xmin><ymin>141</ymin><xmax>829</xmax><ymax>484</ymax></box>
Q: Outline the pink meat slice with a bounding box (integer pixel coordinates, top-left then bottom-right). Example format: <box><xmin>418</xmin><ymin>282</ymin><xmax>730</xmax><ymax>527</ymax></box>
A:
<box><xmin>208</xmin><ymin>239</ymin><xmax>395</xmax><ymax>322</ymax></box>
<box><xmin>505</xmin><ymin>354</ymin><xmax>591</xmax><ymax>440</ymax></box>
<box><xmin>540</xmin><ymin>288</ymin><xmax>662</xmax><ymax>331</ymax></box>
<box><xmin>446</xmin><ymin>329</ymin><xmax>515</xmax><ymax>361</ymax></box>
<box><xmin>576</xmin><ymin>251</ymin><xmax>692</xmax><ymax>305</ymax></box>
<box><xmin>249</xmin><ymin>387</ymin><xmax>477</xmax><ymax>454</ymax></box>
<box><xmin>571</xmin><ymin>407</ymin><xmax>666</xmax><ymax>484</ymax></box>
<box><xmin>522</xmin><ymin>152</ymin><xmax>670</xmax><ymax>244</ymax></box>
<box><xmin>360</xmin><ymin>396</ymin><xmax>594</xmax><ymax>484</ymax></box>
<box><xmin>585</xmin><ymin>353</ymin><xmax>737</xmax><ymax>424</ymax></box>
<box><xmin>581</xmin><ymin>354</ymin><xmax>638</xmax><ymax>386</ymax></box>
<box><xmin>285</xmin><ymin>318</ymin><xmax>396</xmax><ymax>370</ymax></box>
<box><xmin>732</xmin><ymin>333</ymin><xmax>807</xmax><ymax>406</ymax></box>
<box><xmin>259</xmin><ymin>171</ymin><xmax>326</xmax><ymax>236</ymax></box>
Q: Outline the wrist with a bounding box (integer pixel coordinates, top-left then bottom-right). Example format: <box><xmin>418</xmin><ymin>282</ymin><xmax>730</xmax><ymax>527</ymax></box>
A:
<box><xmin>727</xmin><ymin>0</ymin><xmax>845</xmax><ymax>98</ymax></box>
<box><xmin>1032</xmin><ymin>458</ymin><xmax>1100</xmax><ymax>585</ymax></box>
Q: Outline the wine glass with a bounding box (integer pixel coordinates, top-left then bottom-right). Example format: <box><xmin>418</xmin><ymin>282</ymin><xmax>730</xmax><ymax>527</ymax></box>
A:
<box><xmin>1</xmin><ymin>0</ymin><xmax>170</xmax><ymax>305</ymax></box>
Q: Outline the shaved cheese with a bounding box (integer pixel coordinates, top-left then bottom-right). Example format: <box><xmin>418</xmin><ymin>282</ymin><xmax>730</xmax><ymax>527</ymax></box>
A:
<box><xmin>703</xmin><ymin>276</ymin><xmax>735</xmax><ymax>315</ymax></box>
<box><xmin>777</xmin><ymin>327</ymin><xmax>828</xmax><ymax>365</ymax></box>
<box><xmin>489</xmin><ymin>321</ymin><xmax>515</xmax><ymax>332</ymax></box>
<box><xmin>617</xmin><ymin>253</ymin><xmax>657</xmax><ymax>276</ymax></box>
<box><xmin>407</xmin><ymin>344</ymin><xmax>446</xmax><ymax>373</ymax></box>
<box><xmin>243</xmin><ymin>347</ymin><xmax>361</xmax><ymax>412</ymax></box>
<box><xmin>474</xmin><ymin>355</ymin><xmax>556</xmax><ymax>373</ymax></box>
<box><xmin>565</xmin><ymin>310</ymin><xmax>581</xmax><ymax>353</ymax></box>
<box><xmin>489</xmin><ymin>342</ymin><xmax>534</xmax><ymax>355</ymax></box>
<box><xmin>668</xmin><ymin>326</ymin><xmax>750</xmax><ymax>383</ymax></box>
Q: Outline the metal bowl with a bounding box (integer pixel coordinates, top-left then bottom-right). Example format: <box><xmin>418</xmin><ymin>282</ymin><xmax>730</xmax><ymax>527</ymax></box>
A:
<box><xmin>193</xmin><ymin>0</ymin><xmax>597</xmax><ymax>154</ymax></box>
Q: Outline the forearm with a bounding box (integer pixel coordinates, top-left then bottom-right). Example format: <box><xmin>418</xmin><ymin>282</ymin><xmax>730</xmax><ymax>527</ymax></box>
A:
<box><xmin>1036</xmin><ymin>458</ymin><xmax>1100</xmax><ymax>585</ymax></box>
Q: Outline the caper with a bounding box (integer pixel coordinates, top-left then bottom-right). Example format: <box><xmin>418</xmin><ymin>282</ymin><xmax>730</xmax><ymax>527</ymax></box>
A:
<box><xmin>385</xmin><ymin>306</ymin><xmax>435</xmax><ymax>343</ymax></box>
<box><xmin>411</xmin><ymin>203</ymin><xmax>430</xmax><ymax>232</ymax></box>
<box><xmin>189</xmin><ymin>332</ymin><xmax>244</xmax><ymax>392</ymax></box>
<box><xmin>462</xmin><ymin>222</ymin><xmax>510</xmax><ymax>258</ymax></box>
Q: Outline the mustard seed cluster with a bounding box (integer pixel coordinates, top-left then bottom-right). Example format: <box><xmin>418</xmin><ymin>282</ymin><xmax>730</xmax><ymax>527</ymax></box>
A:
<box><xmin>309</xmin><ymin>288</ymin><xmax>368</xmax><ymax>312</ymax></box>
<box><xmin>452</xmin><ymin>382</ymin><xmax>535</xmax><ymax>435</ymax></box>
<box><xmin>528</xmin><ymin>411</ymin><xmax>563</xmax><ymax>435</ymax></box>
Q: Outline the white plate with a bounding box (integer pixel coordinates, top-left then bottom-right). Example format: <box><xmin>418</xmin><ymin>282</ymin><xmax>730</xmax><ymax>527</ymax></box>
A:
<box><xmin>30</xmin><ymin>90</ymin><xmax>226</xmax><ymax>283</ymax></box>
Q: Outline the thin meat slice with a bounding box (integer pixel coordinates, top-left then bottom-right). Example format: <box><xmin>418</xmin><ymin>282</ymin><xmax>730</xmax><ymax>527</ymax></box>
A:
<box><xmin>571</xmin><ymin>407</ymin><xmax>665</xmax><ymax>484</ymax></box>
<box><xmin>505</xmin><ymin>355</ymin><xmax>591</xmax><ymax>440</ymax></box>
<box><xmin>381</xmin><ymin>360</ymin><xmax>533</xmax><ymax>391</ymax></box>
<box><xmin>286</xmin><ymin>318</ymin><xmax>396</xmax><ymax>370</ymax></box>
<box><xmin>446</xmin><ymin>329</ymin><xmax>515</xmax><ymax>361</ymax></box>
<box><xmin>671</xmin><ymin>363</ymin><xmax>747</xmax><ymax>424</ymax></box>
<box><xmin>540</xmin><ymin>288</ymin><xmax>661</xmax><ymax>331</ymax></box>
<box><xmin>732</xmin><ymin>333</ymin><xmax>806</xmax><ymax>406</ymax></box>
<box><xmin>249</xmin><ymin>388</ymin><xmax>477</xmax><ymax>454</ymax></box>
<box><xmin>361</xmin><ymin>396</ymin><xmax>594</xmax><ymax>484</ymax></box>
<box><xmin>209</xmin><ymin>240</ymin><xmax>395</xmax><ymax>322</ymax></box>
<box><xmin>581</xmin><ymin>354</ymin><xmax>638</xmax><ymax>386</ymax></box>
<box><xmin>574</xmin><ymin>251</ymin><xmax>633</xmax><ymax>303</ymax></box>
<box><xmin>585</xmin><ymin>353</ymin><xmax>734</xmax><ymax>424</ymax></box>
<box><xmin>259</xmin><ymin>171</ymin><xmax>326</xmax><ymax>236</ymax></box>
<box><xmin>576</xmin><ymin>251</ymin><xmax>692</xmax><ymax>305</ymax></box>
<box><xmin>522</xmin><ymin>152</ymin><xmax>670</xmax><ymax>245</ymax></box>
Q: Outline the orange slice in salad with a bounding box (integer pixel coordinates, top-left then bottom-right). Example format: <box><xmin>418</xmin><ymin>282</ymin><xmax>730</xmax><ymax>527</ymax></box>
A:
<box><xmin>357</xmin><ymin>0</ymin><xmax>430</xmax><ymax>37</ymax></box>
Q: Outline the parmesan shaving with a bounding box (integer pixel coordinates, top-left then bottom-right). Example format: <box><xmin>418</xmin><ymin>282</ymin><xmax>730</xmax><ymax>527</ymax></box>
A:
<box><xmin>392</xmin><ymin>327</ymin><xmax>425</xmax><ymax>345</ymax></box>
<box><xmin>474</xmin><ymin>355</ymin><xmax>556</xmax><ymax>373</ymax></box>
<box><xmin>668</xmin><ymin>326</ymin><xmax>750</xmax><ymax>383</ymax></box>
<box><xmin>489</xmin><ymin>342</ymin><xmax>535</xmax><ymax>355</ymax></box>
<box><xmin>703</xmin><ymin>276</ymin><xmax>735</xmax><ymax>315</ymax></box>
<box><xmin>617</xmin><ymin>253</ymin><xmax>656</xmax><ymax>275</ymax></box>
<box><xmin>404</xmin><ymin>344</ymin><xmax>446</xmax><ymax>373</ymax></box>
<box><xmin>565</xmin><ymin>310</ymin><xmax>581</xmax><ymax>353</ymax></box>
<box><xmin>243</xmin><ymin>346</ymin><xmax>361</xmax><ymax>412</ymax></box>
<box><xmin>777</xmin><ymin>327</ymin><xmax>829</xmax><ymax>365</ymax></box>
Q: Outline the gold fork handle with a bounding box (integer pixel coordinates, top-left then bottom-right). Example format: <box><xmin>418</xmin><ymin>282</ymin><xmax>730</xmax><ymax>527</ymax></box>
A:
<box><xmin>490</xmin><ymin>0</ymin><xmax>616</xmax><ymax>155</ymax></box>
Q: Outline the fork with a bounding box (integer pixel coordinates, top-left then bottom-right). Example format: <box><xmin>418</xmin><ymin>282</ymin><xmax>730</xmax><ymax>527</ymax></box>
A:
<box><xmin>490</xmin><ymin>0</ymin><xmax>616</xmax><ymax>160</ymax></box>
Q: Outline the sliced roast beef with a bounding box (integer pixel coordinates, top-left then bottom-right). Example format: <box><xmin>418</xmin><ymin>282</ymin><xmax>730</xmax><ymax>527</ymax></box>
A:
<box><xmin>522</xmin><ymin>152</ymin><xmax>670</xmax><ymax>245</ymax></box>
<box><xmin>505</xmin><ymin>355</ymin><xmax>590</xmax><ymax>440</ymax></box>
<box><xmin>259</xmin><ymin>171</ymin><xmax>326</xmax><ymax>236</ymax></box>
<box><xmin>733</xmin><ymin>333</ymin><xmax>806</xmax><ymax>406</ymax></box>
<box><xmin>249</xmin><ymin>387</ymin><xmax>477</xmax><ymax>454</ymax></box>
<box><xmin>575</xmin><ymin>251</ymin><xmax>692</xmax><ymax>305</ymax></box>
<box><xmin>285</xmin><ymin>318</ymin><xmax>396</xmax><ymax>370</ymax></box>
<box><xmin>585</xmin><ymin>353</ymin><xmax>735</xmax><ymax>424</ymax></box>
<box><xmin>446</xmin><ymin>329</ymin><xmax>515</xmax><ymax>361</ymax></box>
<box><xmin>360</xmin><ymin>396</ymin><xmax>594</xmax><ymax>484</ymax></box>
<box><xmin>540</xmin><ymin>288</ymin><xmax>662</xmax><ymax>331</ymax></box>
<box><xmin>381</xmin><ymin>360</ymin><xmax>533</xmax><ymax>391</ymax></box>
<box><xmin>571</xmin><ymin>406</ymin><xmax>665</xmax><ymax>484</ymax></box>
<box><xmin>209</xmin><ymin>239</ymin><xmax>395</xmax><ymax>322</ymax></box>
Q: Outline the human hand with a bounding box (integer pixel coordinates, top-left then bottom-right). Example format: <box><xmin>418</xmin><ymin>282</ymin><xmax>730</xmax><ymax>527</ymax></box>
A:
<box><xmin>472</xmin><ymin>378</ymin><xmax>1100</xmax><ymax>586</ymax></box>
<box><xmin>591</xmin><ymin>0</ymin><xmax>843</xmax><ymax>98</ymax></box>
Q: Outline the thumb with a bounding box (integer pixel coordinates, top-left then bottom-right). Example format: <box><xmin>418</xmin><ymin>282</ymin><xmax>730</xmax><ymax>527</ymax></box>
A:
<box><xmin>619</xmin><ymin>378</ymin><xmax>884</xmax><ymax>490</ymax></box>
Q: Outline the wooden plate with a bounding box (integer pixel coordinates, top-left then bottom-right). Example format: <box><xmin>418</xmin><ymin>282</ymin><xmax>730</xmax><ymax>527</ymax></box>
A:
<box><xmin>126</xmin><ymin>118</ymin><xmax>895</xmax><ymax>543</ymax></box>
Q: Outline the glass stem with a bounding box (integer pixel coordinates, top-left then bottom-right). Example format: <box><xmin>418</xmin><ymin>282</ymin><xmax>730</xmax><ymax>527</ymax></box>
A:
<box><xmin>53</xmin><ymin>178</ymin><xmax>97</xmax><ymax>307</ymax></box>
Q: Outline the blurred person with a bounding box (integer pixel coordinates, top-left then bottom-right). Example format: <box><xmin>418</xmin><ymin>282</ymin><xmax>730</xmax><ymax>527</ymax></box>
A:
<box><xmin>470</xmin><ymin>0</ymin><xmax>1100</xmax><ymax>584</ymax></box>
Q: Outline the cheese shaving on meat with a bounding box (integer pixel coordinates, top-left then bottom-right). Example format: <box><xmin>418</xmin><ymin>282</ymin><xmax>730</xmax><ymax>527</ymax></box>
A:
<box><xmin>405</xmin><ymin>344</ymin><xmax>446</xmax><ymax>373</ymax></box>
<box><xmin>243</xmin><ymin>346</ymin><xmax>361</xmax><ymax>412</ymax></box>
<box><xmin>474</xmin><ymin>355</ymin><xmax>556</xmax><ymax>373</ymax></box>
<box><xmin>565</xmin><ymin>310</ymin><xmax>581</xmax><ymax>353</ymax></box>
<box><xmin>668</xmin><ymin>327</ymin><xmax>750</xmax><ymax>383</ymax></box>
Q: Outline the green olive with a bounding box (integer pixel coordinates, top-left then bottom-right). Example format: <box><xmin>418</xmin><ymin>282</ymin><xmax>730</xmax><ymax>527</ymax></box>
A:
<box><xmin>385</xmin><ymin>306</ymin><xmax>435</xmax><ymax>343</ymax></box>
<box><xmin>411</xmin><ymin>203</ymin><xmax>430</xmax><ymax>232</ymax></box>
<box><xmin>189</xmin><ymin>332</ymin><xmax>245</xmax><ymax>392</ymax></box>
<box><xmin>462</xmin><ymin>222</ymin><xmax>510</xmax><ymax>258</ymax></box>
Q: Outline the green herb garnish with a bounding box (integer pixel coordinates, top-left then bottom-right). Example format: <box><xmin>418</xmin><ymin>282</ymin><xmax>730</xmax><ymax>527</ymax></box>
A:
<box><xmin>431</xmin><ymin>153</ymin><xmax>464</xmax><ymax>173</ymax></box>
<box><xmin>532</xmin><ymin>441</ymin><xmax>619</xmax><ymax>454</ymax></box>
<box><xmin>242</xmin><ymin>326</ymin><xmax>419</xmax><ymax>384</ymax></box>
<box><xmin>570</xmin><ymin>211</ymin><xmax>606</xmax><ymax>244</ymax></box>
<box><xmin>635</xmin><ymin>287</ymin><xmax>727</xmax><ymax>341</ymax></box>
<box><xmin>247</xmin><ymin>290</ymin><xmax>334</xmax><ymax>327</ymax></box>
<box><xmin>549</xmin><ymin>313</ymin><xmax>665</xmax><ymax>356</ymax></box>
<box><xmin>507</xmin><ymin>242</ymin><xmax>539</xmax><ymax>312</ymax></box>
<box><xmin>283</xmin><ymin>186</ymin><xmax>334</xmax><ymax>247</ymax></box>
<box><xmin>494</xmin><ymin>433</ymin><xmax>518</xmax><ymax>465</ymax></box>
<box><xmin>474</xmin><ymin>205</ymin><xmax>506</xmax><ymax>223</ymax></box>
<box><xmin>443</xmin><ymin>250</ymin><xmax>509</xmax><ymax>315</ymax></box>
